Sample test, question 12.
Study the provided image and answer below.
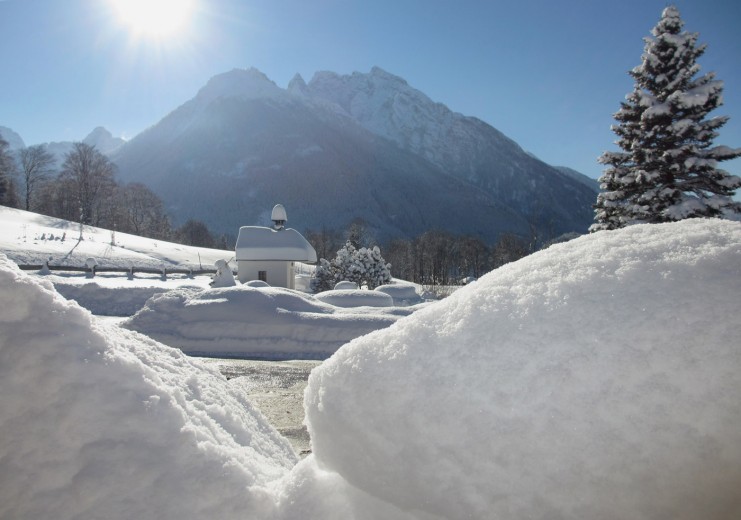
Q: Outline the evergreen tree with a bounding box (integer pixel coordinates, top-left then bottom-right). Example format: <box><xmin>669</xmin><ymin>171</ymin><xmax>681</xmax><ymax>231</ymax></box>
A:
<box><xmin>310</xmin><ymin>258</ymin><xmax>338</xmax><ymax>293</ymax></box>
<box><xmin>592</xmin><ymin>6</ymin><xmax>741</xmax><ymax>231</ymax></box>
<box><xmin>310</xmin><ymin>241</ymin><xmax>392</xmax><ymax>292</ymax></box>
<box><xmin>357</xmin><ymin>246</ymin><xmax>392</xmax><ymax>289</ymax></box>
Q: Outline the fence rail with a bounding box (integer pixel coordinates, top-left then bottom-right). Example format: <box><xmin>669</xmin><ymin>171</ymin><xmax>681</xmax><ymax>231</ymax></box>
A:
<box><xmin>16</xmin><ymin>263</ymin><xmax>226</xmax><ymax>278</ymax></box>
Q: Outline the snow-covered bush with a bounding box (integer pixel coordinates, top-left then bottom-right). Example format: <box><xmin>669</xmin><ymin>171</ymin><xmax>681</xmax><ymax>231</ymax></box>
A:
<box><xmin>310</xmin><ymin>258</ymin><xmax>337</xmax><ymax>293</ymax></box>
<box><xmin>314</xmin><ymin>289</ymin><xmax>393</xmax><ymax>308</ymax></box>
<box><xmin>310</xmin><ymin>241</ymin><xmax>392</xmax><ymax>293</ymax></box>
<box><xmin>374</xmin><ymin>283</ymin><xmax>423</xmax><ymax>306</ymax></box>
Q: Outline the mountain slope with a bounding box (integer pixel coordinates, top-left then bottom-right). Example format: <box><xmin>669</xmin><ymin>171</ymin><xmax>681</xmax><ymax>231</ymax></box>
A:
<box><xmin>112</xmin><ymin>67</ymin><xmax>597</xmax><ymax>243</ymax></box>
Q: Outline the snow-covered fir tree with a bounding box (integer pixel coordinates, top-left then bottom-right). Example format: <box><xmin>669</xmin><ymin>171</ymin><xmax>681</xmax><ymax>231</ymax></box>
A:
<box><xmin>356</xmin><ymin>245</ymin><xmax>392</xmax><ymax>289</ymax></box>
<box><xmin>310</xmin><ymin>241</ymin><xmax>392</xmax><ymax>292</ymax></box>
<box><xmin>309</xmin><ymin>258</ymin><xmax>338</xmax><ymax>293</ymax></box>
<box><xmin>592</xmin><ymin>5</ymin><xmax>741</xmax><ymax>231</ymax></box>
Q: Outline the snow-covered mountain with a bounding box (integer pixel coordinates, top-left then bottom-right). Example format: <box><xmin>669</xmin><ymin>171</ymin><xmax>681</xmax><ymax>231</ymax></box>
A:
<box><xmin>110</xmin><ymin>67</ymin><xmax>597</xmax><ymax>243</ymax></box>
<box><xmin>0</xmin><ymin>126</ymin><xmax>125</xmax><ymax>167</ymax></box>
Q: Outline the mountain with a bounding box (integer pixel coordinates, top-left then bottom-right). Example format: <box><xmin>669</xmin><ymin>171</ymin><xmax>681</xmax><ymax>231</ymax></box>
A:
<box><xmin>0</xmin><ymin>126</ymin><xmax>125</xmax><ymax>168</ymax></box>
<box><xmin>111</xmin><ymin>67</ymin><xmax>598</xmax><ymax>244</ymax></box>
<box><xmin>83</xmin><ymin>127</ymin><xmax>126</xmax><ymax>155</ymax></box>
<box><xmin>554</xmin><ymin>165</ymin><xmax>600</xmax><ymax>192</ymax></box>
<box><xmin>0</xmin><ymin>126</ymin><xmax>25</xmax><ymax>150</ymax></box>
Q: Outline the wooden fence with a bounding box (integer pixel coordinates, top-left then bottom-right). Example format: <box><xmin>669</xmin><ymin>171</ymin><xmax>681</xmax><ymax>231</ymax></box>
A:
<box><xmin>16</xmin><ymin>263</ymin><xmax>226</xmax><ymax>278</ymax></box>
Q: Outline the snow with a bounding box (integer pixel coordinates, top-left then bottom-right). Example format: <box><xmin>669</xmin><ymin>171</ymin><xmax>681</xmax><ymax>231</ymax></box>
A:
<box><xmin>0</xmin><ymin>205</ymin><xmax>235</xmax><ymax>271</ymax></box>
<box><xmin>314</xmin><ymin>289</ymin><xmax>394</xmax><ymax>308</ymax></box>
<box><xmin>235</xmin><ymin>226</ymin><xmax>317</xmax><ymax>262</ymax></box>
<box><xmin>122</xmin><ymin>285</ymin><xmax>413</xmax><ymax>359</ymax></box>
<box><xmin>305</xmin><ymin>218</ymin><xmax>741</xmax><ymax>519</ymax></box>
<box><xmin>374</xmin><ymin>282</ymin><xmax>424</xmax><ymax>306</ymax></box>
<box><xmin>2</xmin><ymin>214</ymin><xmax>740</xmax><ymax>519</ymax></box>
<box><xmin>0</xmin><ymin>254</ymin><xmax>297</xmax><ymax>520</ymax></box>
<box><xmin>211</xmin><ymin>259</ymin><xmax>237</xmax><ymax>288</ymax></box>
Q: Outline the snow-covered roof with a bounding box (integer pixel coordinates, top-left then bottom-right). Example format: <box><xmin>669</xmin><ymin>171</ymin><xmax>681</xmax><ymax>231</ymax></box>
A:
<box><xmin>235</xmin><ymin>226</ymin><xmax>317</xmax><ymax>262</ymax></box>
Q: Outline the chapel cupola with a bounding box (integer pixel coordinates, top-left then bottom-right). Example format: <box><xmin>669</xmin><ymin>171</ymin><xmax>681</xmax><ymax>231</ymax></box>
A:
<box><xmin>271</xmin><ymin>204</ymin><xmax>287</xmax><ymax>230</ymax></box>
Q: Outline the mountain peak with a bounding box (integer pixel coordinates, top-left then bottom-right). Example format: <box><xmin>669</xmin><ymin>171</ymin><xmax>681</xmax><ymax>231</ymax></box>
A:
<box><xmin>287</xmin><ymin>73</ymin><xmax>308</xmax><ymax>96</ymax></box>
<box><xmin>196</xmin><ymin>67</ymin><xmax>283</xmax><ymax>105</ymax></box>
<box><xmin>368</xmin><ymin>66</ymin><xmax>408</xmax><ymax>86</ymax></box>
<box><xmin>83</xmin><ymin>126</ymin><xmax>125</xmax><ymax>154</ymax></box>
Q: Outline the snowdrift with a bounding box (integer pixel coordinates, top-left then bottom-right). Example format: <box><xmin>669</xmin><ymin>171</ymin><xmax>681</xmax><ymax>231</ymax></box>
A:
<box><xmin>0</xmin><ymin>255</ymin><xmax>297</xmax><ymax>520</ymax></box>
<box><xmin>123</xmin><ymin>285</ymin><xmax>411</xmax><ymax>359</ymax></box>
<box><xmin>305</xmin><ymin>219</ymin><xmax>741</xmax><ymax>519</ymax></box>
<box><xmin>3</xmin><ymin>219</ymin><xmax>740</xmax><ymax>519</ymax></box>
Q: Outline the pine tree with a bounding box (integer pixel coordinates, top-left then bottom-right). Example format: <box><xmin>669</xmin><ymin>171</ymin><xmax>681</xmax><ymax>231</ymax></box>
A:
<box><xmin>592</xmin><ymin>6</ymin><xmax>741</xmax><ymax>231</ymax></box>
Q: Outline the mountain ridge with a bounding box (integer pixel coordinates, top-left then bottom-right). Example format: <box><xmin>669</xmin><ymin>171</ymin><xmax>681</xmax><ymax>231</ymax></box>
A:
<box><xmin>6</xmin><ymin>67</ymin><xmax>598</xmax><ymax>244</ymax></box>
<box><xmin>109</xmin><ymin>66</ymin><xmax>597</xmax><ymax>243</ymax></box>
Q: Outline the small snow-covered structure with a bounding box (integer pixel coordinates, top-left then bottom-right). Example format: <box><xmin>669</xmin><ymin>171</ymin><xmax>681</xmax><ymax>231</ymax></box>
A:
<box><xmin>235</xmin><ymin>205</ymin><xmax>317</xmax><ymax>289</ymax></box>
<box><xmin>210</xmin><ymin>259</ymin><xmax>236</xmax><ymax>288</ymax></box>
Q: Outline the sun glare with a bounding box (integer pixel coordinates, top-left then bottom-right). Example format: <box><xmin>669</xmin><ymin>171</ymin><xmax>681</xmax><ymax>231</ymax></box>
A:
<box><xmin>111</xmin><ymin>0</ymin><xmax>195</xmax><ymax>40</ymax></box>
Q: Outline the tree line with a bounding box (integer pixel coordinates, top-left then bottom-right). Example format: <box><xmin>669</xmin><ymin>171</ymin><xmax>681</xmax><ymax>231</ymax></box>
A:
<box><xmin>0</xmin><ymin>140</ymin><xmax>228</xmax><ymax>248</ymax></box>
<box><xmin>304</xmin><ymin>220</ymin><xmax>543</xmax><ymax>287</ymax></box>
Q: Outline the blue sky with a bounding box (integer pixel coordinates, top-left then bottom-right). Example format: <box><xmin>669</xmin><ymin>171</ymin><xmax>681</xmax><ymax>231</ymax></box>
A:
<box><xmin>1</xmin><ymin>0</ymin><xmax>739</xmax><ymax>180</ymax></box>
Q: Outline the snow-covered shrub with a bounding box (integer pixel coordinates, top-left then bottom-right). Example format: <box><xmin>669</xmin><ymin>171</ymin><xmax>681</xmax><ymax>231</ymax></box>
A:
<box><xmin>310</xmin><ymin>258</ymin><xmax>338</xmax><ymax>293</ymax></box>
<box><xmin>374</xmin><ymin>283</ymin><xmax>423</xmax><ymax>306</ymax></box>
<box><xmin>314</xmin><ymin>289</ymin><xmax>393</xmax><ymax>308</ymax></box>
<box><xmin>311</xmin><ymin>242</ymin><xmax>392</xmax><ymax>292</ymax></box>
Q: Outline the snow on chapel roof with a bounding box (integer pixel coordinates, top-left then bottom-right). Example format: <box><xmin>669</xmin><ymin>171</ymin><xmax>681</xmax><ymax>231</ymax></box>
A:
<box><xmin>236</xmin><ymin>205</ymin><xmax>317</xmax><ymax>262</ymax></box>
<box><xmin>235</xmin><ymin>226</ymin><xmax>317</xmax><ymax>262</ymax></box>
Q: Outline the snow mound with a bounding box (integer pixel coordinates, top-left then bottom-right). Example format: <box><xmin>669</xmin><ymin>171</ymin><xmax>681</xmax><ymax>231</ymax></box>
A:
<box><xmin>123</xmin><ymin>285</ymin><xmax>400</xmax><ymax>359</ymax></box>
<box><xmin>305</xmin><ymin>219</ymin><xmax>741</xmax><ymax>520</ymax></box>
<box><xmin>334</xmin><ymin>280</ymin><xmax>359</xmax><ymax>290</ymax></box>
<box><xmin>374</xmin><ymin>283</ymin><xmax>423</xmax><ymax>306</ymax></box>
<box><xmin>314</xmin><ymin>289</ymin><xmax>393</xmax><ymax>308</ymax></box>
<box><xmin>52</xmin><ymin>282</ymin><xmax>169</xmax><ymax>316</ymax></box>
<box><xmin>0</xmin><ymin>254</ymin><xmax>297</xmax><ymax>520</ymax></box>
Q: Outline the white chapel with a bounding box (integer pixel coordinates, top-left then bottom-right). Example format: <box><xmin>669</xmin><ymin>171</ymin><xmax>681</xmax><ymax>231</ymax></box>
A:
<box><xmin>234</xmin><ymin>204</ymin><xmax>317</xmax><ymax>289</ymax></box>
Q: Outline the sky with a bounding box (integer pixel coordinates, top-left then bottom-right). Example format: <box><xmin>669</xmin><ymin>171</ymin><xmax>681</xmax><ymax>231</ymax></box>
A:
<box><xmin>1</xmin><ymin>0</ymin><xmax>740</xmax><ymax>180</ymax></box>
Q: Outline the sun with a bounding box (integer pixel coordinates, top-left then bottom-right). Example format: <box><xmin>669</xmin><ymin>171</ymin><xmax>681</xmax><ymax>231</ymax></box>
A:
<box><xmin>110</xmin><ymin>0</ymin><xmax>195</xmax><ymax>40</ymax></box>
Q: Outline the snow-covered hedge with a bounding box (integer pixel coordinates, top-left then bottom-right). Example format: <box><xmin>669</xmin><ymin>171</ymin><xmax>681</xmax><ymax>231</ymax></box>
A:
<box><xmin>314</xmin><ymin>289</ymin><xmax>393</xmax><ymax>308</ymax></box>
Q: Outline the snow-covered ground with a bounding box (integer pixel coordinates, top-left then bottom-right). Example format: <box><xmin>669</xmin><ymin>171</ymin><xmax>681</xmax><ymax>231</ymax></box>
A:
<box><xmin>0</xmin><ymin>206</ymin><xmax>235</xmax><ymax>270</ymax></box>
<box><xmin>2</xmin><ymin>212</ymin><xmax>740</xmax><ymax>519</ymax></box>
<box><xmin>1</xmin><ymin>206</ymin><xmax>428</xmax><ymax>356</ymax></box>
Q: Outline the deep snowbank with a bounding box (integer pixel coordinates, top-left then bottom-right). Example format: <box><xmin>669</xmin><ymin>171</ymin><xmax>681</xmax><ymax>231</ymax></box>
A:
<box><xmin>0</xmin><ymin>255</ymin><xmax>297</xmax><ymax>520</ymax></box>
<box><xmin>305</xmin><ymin>219</ymin><xmax>741</xmax><ymax>519</ymax></box>
<box><xmin>123</xmin><ymin>285</ymin><xmax>415</xmax><ymax>359</ymax></box>
<box><xmin>3</xmin><ymin>219</ymin><xmax>740</xmax><ymax>520</ymax></box>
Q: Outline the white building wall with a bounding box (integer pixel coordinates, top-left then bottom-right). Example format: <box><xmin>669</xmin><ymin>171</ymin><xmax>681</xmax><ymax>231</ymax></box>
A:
<box><xmin>237</xmin><ymin>260</ymin><xmax>295</xmax><ymax>289</ymax></box>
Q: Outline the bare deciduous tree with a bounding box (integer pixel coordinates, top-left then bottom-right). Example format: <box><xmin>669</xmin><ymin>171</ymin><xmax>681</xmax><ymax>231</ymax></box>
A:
<box><xmin>0</xmin><ymin>138</ymin><xmax>19</xmax><ymax>207</ymax></box>
<box><xmin>18</xmin><ymin>145</ymin><xmax>55</xmax><ymax>211</ymax></box>
<box><xmin>59</xmin><ymin>142</ymin><xmax>116</xmax><ymax>225</ymax></box>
